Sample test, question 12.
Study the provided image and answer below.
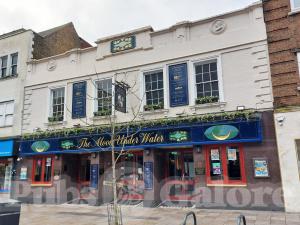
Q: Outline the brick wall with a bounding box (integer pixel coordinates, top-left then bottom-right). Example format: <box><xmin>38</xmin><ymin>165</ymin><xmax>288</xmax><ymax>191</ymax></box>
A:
<box><xmin>263</xmin><ymin>0</ymin><xmax>300</xmax><ymax>107</ymax></box>
<box><xmin>33</xmin><ymin>23</ymin><xmax>91</xmax><ymax>59</ymax></box>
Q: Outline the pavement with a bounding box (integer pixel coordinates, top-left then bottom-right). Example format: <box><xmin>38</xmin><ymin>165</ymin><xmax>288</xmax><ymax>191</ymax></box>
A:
<box><xmin>19</xmin><ymin>204</ymin><xmax>300</xmax><ymax>225</ymax></box>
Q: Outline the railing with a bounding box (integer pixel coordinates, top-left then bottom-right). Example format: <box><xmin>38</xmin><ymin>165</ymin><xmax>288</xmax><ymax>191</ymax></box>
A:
<box><xmin>181</xmin><ymin>212</ymin><xmax>246</xmax><ymax>225</ymax></box>
<box><xmin>182</xmin><ymin>212</ymin><xmax>197</xmax><ymax>225</ymax></box>
<box><xmin>237</xmin><ymin>214</ymin><xmax>246</xmax><ymax>225</ymax></box>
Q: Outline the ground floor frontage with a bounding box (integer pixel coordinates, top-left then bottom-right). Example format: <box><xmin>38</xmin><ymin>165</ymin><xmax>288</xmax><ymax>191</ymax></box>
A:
<box><xmin>19</xmin><ymin>204</ymin><xmax>300</xmax><ymax>225</ymax></box>
<box><xmin>11</xmin><ymin>111</ymin><xmax>284</xmax><ymax>210</ymax></box>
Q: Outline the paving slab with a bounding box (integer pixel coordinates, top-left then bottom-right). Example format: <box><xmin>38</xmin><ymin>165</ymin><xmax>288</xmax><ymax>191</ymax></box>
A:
<box><xmin>18</xmin><ymin>204</ymin><xmax>300</xmax><ymax>225</ymax></box>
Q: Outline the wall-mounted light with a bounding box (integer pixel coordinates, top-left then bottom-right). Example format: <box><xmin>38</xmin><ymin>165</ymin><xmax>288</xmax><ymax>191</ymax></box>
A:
<box><xmin>276</xmin><ymin>116</ymin><xmax>285</xmax><ymax>126</ymax></box>
<box><xmin>17</xmin><ymin>157</ymin><xmax>23</xmax><ymax>162</ymax></box>
<box><xmin>145</xmin><ymin>149</ymin><xmax>151</xmax><ymax>156</ymax></box>
<box><xmin>33</xmin><ymin>127</ymin><xmax>41</xmax><ymax>132</ymax></box>
<box><xmin>237</xmin><ymin>106</ymin><xmax>245</xmax><ymax>111</ymax></box>
<box><xmin>195</xmin><ymin>146</ymin><xmax>202</xmax><ymax>154</ymax></box>
<box><xmin>91</xmin><ymin>152</ymin><xmax>97</xmax><ymax>158</ymax></box>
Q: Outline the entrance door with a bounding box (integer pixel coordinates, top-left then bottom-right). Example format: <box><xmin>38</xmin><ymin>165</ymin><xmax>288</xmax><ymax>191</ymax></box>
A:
<box><xmin>118</xmin><ymin>151</ymin><xmax>144</xmax><ymax>200</ymax></box>
<box><xmin>0</xmin><ymin>160</ymin><xmax>11</xmax><ymax>193</ymax></box>
<box><xmin>164</xmin><ymin>150</ymin><xmax>195</xmax><ymax>200</ymax></box>
<box><xmin>77</xmin><ymin>155</ymin><xmax>91</xmax><ymax>200</ymax></box>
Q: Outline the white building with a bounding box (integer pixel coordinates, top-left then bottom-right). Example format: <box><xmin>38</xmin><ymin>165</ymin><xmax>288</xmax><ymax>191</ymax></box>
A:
<box><xmin>14</xmin><ymin>2</ymin><xmax>284</xmax><ymax>210</ymax></box>
<box><xmin>0</xmin><ymin>29</ymin><xmax>34</xmax><ymax>198</ymax></box>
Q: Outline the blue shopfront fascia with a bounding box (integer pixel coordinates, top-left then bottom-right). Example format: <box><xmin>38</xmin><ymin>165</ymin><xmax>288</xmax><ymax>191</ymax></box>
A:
<box><xmin>19</xmin><ymin>119</ymin><xmax>263</xmax><ymax>156</ymax></box>
<box><xmin>0</xmin><ymin>140</ymin><xmax>14</xmax><ymax>157</ymax></box>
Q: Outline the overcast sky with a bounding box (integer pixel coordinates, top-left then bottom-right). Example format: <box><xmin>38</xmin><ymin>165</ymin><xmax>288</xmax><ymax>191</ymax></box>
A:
<box><xmin>0</xmin><ymin>0</ymin><xmax>257</xmax><ymax>44</ymax></box>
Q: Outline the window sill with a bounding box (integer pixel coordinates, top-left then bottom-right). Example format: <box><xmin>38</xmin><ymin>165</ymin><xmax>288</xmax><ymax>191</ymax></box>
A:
<box><xmin>207</xmin><ymin>183</ymin><xmax>247</xmax><ymax>187</ymax></box>
<box><xmin>0</xmin><ymin>74</ymin><xmax>18</xmax><ymax>81</ymax></box>
<box><xmin>139</xmin><ymin>109</ymin><xmax>169</xmax><ymax>117</ymax></box>
<box><xmin>191</xmin><ymin>101</ymin><xmax>226</xmax><ymax>110</ymax></box>
<box><xmin>0</xmin><ymin>125</ymin><xmax>13</xmax><ymax>128</ymax></box>
<box><xmin>91</xmin><ymin>115</ymin><xmax>116</xmax><ymax>121</ymax></box>
<box><xmin>288</xmin><ymin>8</ymin><xmax>300</xmax><ymax>16</ymax></box>
<box><xmin>44</xmin><ymin>120</ymin><xmax>66</xmax><ymax>126</ymax></box>
<box><xmin>31</xmin><ymin>183</ymin><xmax>53</xmax><ymax>187</ymax></box>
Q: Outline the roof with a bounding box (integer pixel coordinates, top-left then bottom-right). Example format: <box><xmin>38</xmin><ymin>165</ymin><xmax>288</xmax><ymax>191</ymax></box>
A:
<box><xmin>0</xmin><ymin>28</ymin><xmax>28</xmax><ymax>40</ymax></box>
<box><xmin>38</xmin><ymin>22</ymin><xmax>74</xmax><ymax>37</ymax></box>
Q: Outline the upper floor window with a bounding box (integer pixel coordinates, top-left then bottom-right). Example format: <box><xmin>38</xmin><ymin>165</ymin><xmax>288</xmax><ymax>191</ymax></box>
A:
<box><xmin>144</xmin><ymin>70</ymin><xmax>164</xmax><ymax>111</ymax></box>
<box><xmin>95</xmin><ymin>79</ymin><xmax>112</xmax><ymax>116</ymax></box>
<box><xmin>49</xmin><ymin>88</ymin><xmax>65</xmax><ymax>122</ymax></box>
<box><xmin>0</xmin><ymin>56</ymin><xmax>8</xmax><ymax>77</ymax></box>
<box><xmin>0</xmin><ymin>101</ymin><xmax>14</xmax><ymax>127</ymax></box>
<box><xmin>291</xmin><ymin>0</ymin><xmax>300</xmax><ymax>10</ymax></box>
<box><xmin>194</xmin><ymin>60</ymin><xmax>219</xmax><ymax>105</ymax></box>
<box><xmin>10</xmin><ymin>53</ymin><xmax>18</xmax><ymax>75</ymax></box>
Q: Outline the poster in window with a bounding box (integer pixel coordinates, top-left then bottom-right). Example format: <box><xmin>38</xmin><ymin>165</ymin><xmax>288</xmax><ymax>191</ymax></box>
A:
<box><xmin>212</xmin><ymin>162</ymin><xmax>221</xmax><ymax>175</ymax></box>
<box><xmin>253</xmin><ymin>159</ymin><xmax>269</xmax><ymax>178</ymax></box>
<box><xmin>46</xmin><ymin>158</ymin><xmax>52</xmax><ymax>167</ymax></box>
<box><xmin>210</xmin><ymin>149</ymin><xmax>220</xmax><ymax>161</ymax></box>
<box><xmin>227</xmin><ymin>148</ymin><xmax>237</xmax><ymax>161</ymax></box>
<box><xmin>90</xmin><ymin>164</ymin><xmax>99</xmax><ymax>189</ymax></box>
<box><xmin>144</xmin><ymin>162</ymin><xmax>153</xmax><ymax>190</ymax></box>
<box><xmin>20</xmin><ymin>167</ymin><xmax>27</xmax><ymax>180</ymax></box>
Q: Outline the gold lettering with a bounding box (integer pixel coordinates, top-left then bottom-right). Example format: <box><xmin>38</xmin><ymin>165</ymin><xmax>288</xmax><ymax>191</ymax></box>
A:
<box><xmin>78</xmin><ymin>138</ymin><xmax>91</xmax><ymax>148</ymax></box>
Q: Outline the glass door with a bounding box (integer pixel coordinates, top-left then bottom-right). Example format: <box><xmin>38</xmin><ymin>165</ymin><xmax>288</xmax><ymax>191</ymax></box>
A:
<box><xmin>119</xmin><ymin>151</ymin><xmax>144</xmax><ymax>200</ymax></box>
<box><xmin>165</xmin><ymin>150</ymin><xmax>195</xmax><ymax>200</ymax></box>
<box><xmin>77</xmin><ymin>155</ymin><xmax>91</xmax><ymax>200</ymax></box>
<box><xmin>0</xmin><ymin>161</ymin><xmax>11</xmax><ymax>193</ymax></box>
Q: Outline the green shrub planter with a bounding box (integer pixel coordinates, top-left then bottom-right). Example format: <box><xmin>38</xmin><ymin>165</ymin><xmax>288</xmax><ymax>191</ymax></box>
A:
<box><xmin>94</xmin><ymin>110</ymin><xmax>112</xmax><ymax>117</ymax></box>
<box><xmin>144</xmin><ymin>103</ymin><xmax>164</xmax><ymax>111</ymax></box>
<box><xmin>195</xmin><ymin>96</ymin><xmax>219</xmax><ymax>105</ymax></box>
<box><xmin>48</xmin><ymin>116</ymin><xmax>63</xmax><ymax>122</ymax></box>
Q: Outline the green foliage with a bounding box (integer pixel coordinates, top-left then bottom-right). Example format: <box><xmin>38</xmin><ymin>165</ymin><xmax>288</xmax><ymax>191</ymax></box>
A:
<box><xmin>144</xmin><ymin>102</ymin><xmax>164</xmax><ymax>111</ymax></box>
<box><xmin>195</xmin><ymin>96</ymin><xmax>219</xmax><ymax>105</ymax></box>
<box><xmin>93</xmin><ymin>109</ymin><xmax>112</xmax><ymax>117</ymax></box>
<box><xmin>23</xmin><ymin>110</ymin><xmax>257</xmax><ymax>140</ymax></box>
<box><xmin>48</xmin><ymin>115</ymin><xmax>63</xmax><ymax>122</ymax></box>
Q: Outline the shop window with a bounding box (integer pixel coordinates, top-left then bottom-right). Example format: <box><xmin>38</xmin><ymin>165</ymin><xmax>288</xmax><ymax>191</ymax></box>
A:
<box><xmin>194</xmin><ymin>60</ymin><xmax>219</xmax><ymax>101</ymax></box>
<box><xmin>32</xmin><ymin>157</ymin><xmax>53</xmax><ymax>184</ymax></box>
<box><xmin>144</xmin><ymin>70</ymin><xmax>164</xmax><ymax>110</ymax></box>
<box><xmin>297</xmin><ymin>53</ymin><xmax>300</xmax><ymax>76</ymax></box>
<box><xmin>291</xmin><ymin>0</ymin><xmax>300</xmax><ymax>10</ymax></box>
<box><xmin>205</xmin><ymin>145</ymin><xmax>246</xmax><ymax>185</ymax></box>
<box><xmin>50</xmin><ymin>87</ymin><xmax>65</xmax><ymax>121</ymax></box>
<box><xmin>0</xmin><ymin>101</ymin><xmax>14</xmax><ymax>127</ymax></box>
<box><xmin>95</xmin><ymin>79</ymin><xmax>112</xmax><ymax>115</ymax></box>
<box><xmin>10</xmin><ymin>53</ymin><xmax>18</xmax><ymax>75</ymax></box>
<box><xmin>0</xmin><ymin>56</ymin><xmax>8</xmax><ymax>77</ymax></box>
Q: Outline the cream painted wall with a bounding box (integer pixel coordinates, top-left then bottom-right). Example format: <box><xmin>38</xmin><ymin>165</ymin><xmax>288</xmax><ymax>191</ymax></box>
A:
<box><xmin>0</xmin><ymin>31</ymin><xmax>33</xmax><ymax>138</ymax></box>
<box><xmin>23</xmin><ymin>3</ymin><xmax>273</xmax><ymax>134</ymax></box>
<box><xmin>274</xmin><ymin>111</ymin><xmax>300</xmax><ymax>212</ymax></box>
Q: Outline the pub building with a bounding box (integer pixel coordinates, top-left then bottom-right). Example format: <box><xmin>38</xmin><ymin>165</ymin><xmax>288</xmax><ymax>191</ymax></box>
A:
<box><xmin>11</xmin><ymin>2</ymin><xmax>283</xmax><ymax>210</ymax></box>
<box><xmin>16</xmin><ymin>111</ymin><xmax>283</xmax><ymax>210</ymax></box>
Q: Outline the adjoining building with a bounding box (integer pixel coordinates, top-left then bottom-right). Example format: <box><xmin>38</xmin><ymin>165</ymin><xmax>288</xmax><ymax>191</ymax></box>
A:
<box><xmin>13</xmin><ymin>2</ymin><xmax>283</xmax><ymax>210</ymax></box>
<box><xmin>263</xmin><ymin>0</ymin><xmax>300</xmax><ymax>212</ymax></box>
<box><xmin>0</xmin><ymin>23</ymin><xmax>90</xmax><ymax>199</ymax></box>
